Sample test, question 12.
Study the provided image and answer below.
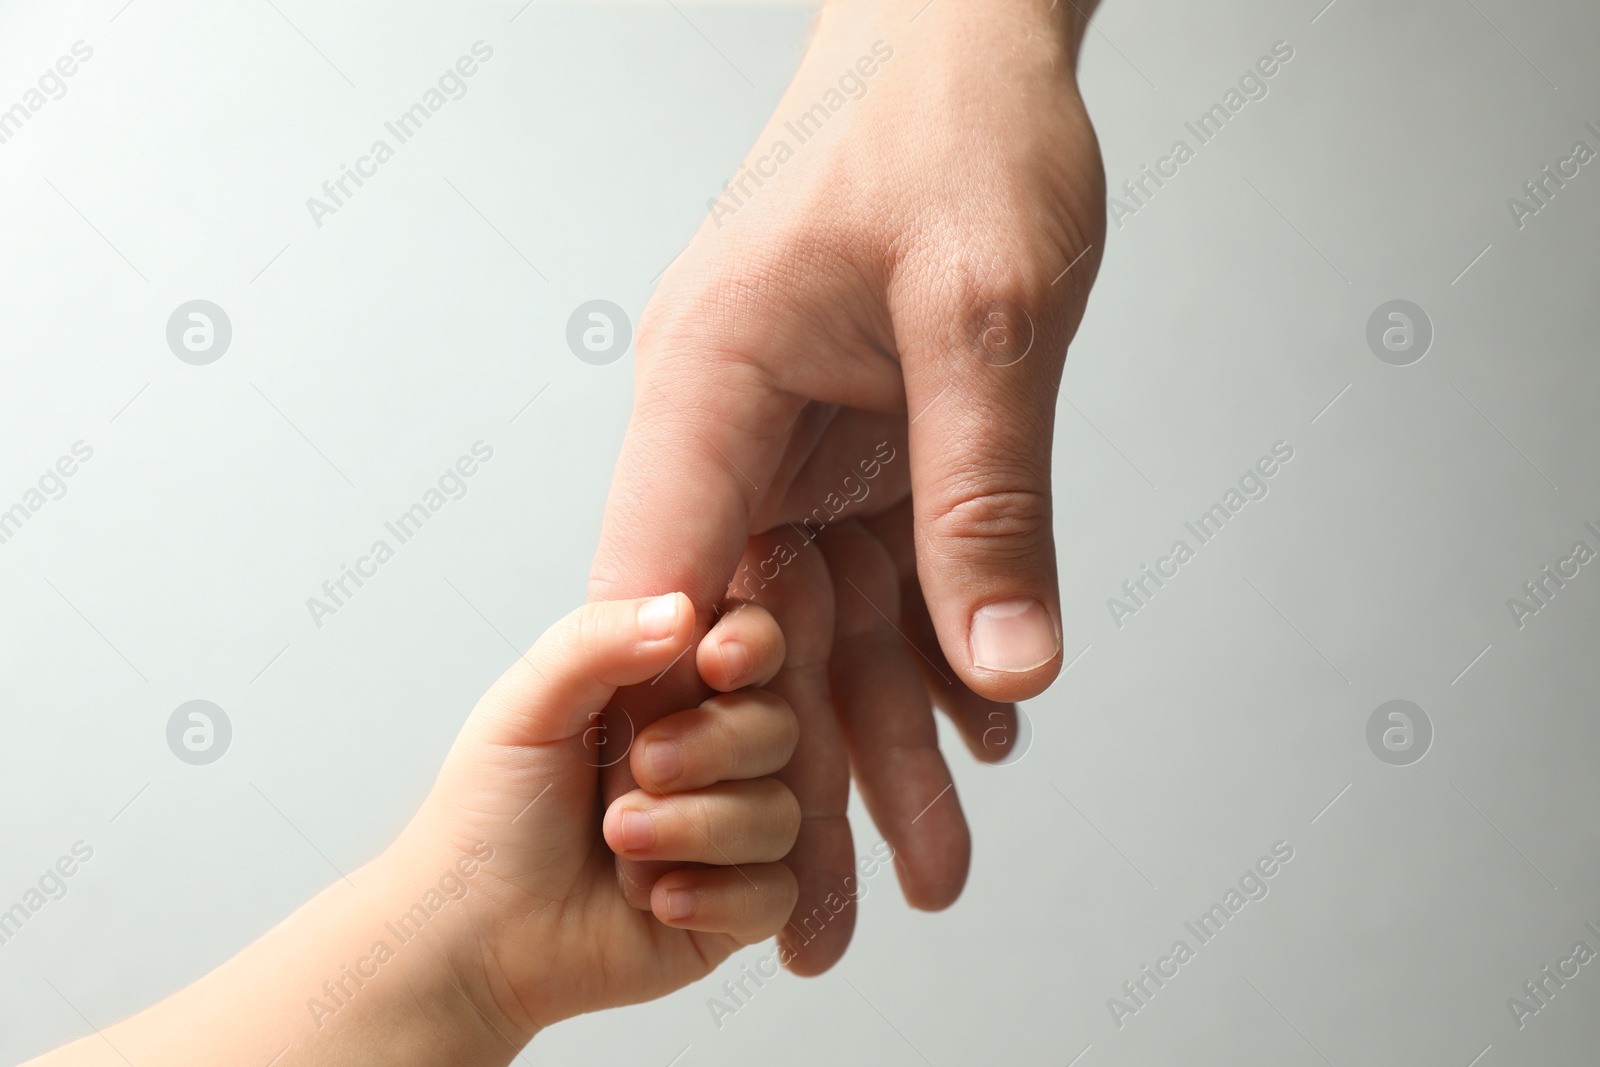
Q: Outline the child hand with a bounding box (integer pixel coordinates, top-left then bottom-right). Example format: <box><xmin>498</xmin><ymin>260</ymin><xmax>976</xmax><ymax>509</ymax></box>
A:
<box><xmin>392</xmin><ymin>592</ymin><xmax>800</xmax><ymax>1038</ymax></box>
<box><xmin>21</xmin><ymin>594</ymin><xmax>798</xmax><ymax>1067</ymax></box>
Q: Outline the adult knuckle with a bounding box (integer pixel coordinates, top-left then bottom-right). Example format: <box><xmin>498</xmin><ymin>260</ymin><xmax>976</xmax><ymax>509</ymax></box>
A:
<box><xmin>917</xmin><ymin>246</ymin><xmax>1078</xmax><ymax>368</ymax></box>
<box><xmin>637</xmin><ymin>258</ymin><xmax>791</xmax><ymax>368</ymax></box>
<box><xmin>927</xmin><ymin>485</ymin><xmax>1052</xmax><ymax>561</ymax></box>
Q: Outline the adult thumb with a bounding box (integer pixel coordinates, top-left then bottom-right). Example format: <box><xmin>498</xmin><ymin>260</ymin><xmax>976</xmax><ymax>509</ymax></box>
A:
<box><xmin>897</xmin><ymin>286</ymin><xmax>1072</xmax><ymax>703</ymax></box>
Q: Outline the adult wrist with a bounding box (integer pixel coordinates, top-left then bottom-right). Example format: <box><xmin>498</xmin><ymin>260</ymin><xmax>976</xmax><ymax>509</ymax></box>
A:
<box><xmin>818</xmin><ymin>0</ymin><xmax>1090</xmax><ymax>52</ymax></box>
<box><xmin>813</xmin><ymin>0</ymin><xmax>1093</xmax><ymax>79</ymax></box>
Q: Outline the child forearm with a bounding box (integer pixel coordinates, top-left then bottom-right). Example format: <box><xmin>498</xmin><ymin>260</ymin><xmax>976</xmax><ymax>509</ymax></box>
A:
<box><xmin>25</xmin><ymin>842</ymin><xmax>528</xmax><ymax>1067</ymax></box>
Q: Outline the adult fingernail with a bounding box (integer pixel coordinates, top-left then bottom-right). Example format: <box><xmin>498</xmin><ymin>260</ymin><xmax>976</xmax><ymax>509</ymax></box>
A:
<box><xmin>969</xmin><ymin>598</ymin><xmax>1059</xmax><ymax>673</ymax></box>
<box><xmin>718</xmin><ymin>640</ymin><xmax>749</xmax><ymax>685</ymax></box>
<box><xmin>638</xmin><ymin>594</ymin><xmax>681</xmax><ymax>642</ymax></box>
<box><xmin>644</xmin><ymin>740</ymin><xmax>681</xmax><ymax>785</ymax></box>
<box><xmin>619</xmin><ymin>809</ymin><xmax>656</xmax><ymax>852</ymax></box>
<box><xmin>663</xmin><ymin>888</ymin><xmax>695</xmax><ymax>921</ymax></box>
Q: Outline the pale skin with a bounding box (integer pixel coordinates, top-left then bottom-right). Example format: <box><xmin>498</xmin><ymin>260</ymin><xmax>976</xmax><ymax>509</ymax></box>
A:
<box><xmin>28</xmin><ymin>0</ymin><xmax>1111</xmax><ymax>1058</ymax></box>
<box><xmin>593</xmin><ymin>0</ymin><xmax>1105</xmax><ymax>974</ymax></box>
<box><xmin>28</xmin><ymin>594</ymin><xmax>805</xmax><ymax>1065</ymax></box>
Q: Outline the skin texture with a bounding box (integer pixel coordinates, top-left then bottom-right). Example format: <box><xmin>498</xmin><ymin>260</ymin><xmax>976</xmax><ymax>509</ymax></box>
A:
<box><xmin>26</xmin><ymin>595</ymin><xmax>808</xmax><ymax>1065</ymax></box>
<box><xmin>26</xmin><ymin>0</ymin><xmax>1112</xmax><ymax>1059</ymax></box>
<box><xmin>591</xmin><ymin>0</ymin><xmax>1106</xmax><ymax>974</ymax></box>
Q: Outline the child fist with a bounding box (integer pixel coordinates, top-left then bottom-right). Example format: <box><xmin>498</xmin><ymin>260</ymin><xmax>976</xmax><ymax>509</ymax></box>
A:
<box><xmin>397</xmin><ymin>593</ymin><xmax>801</xmax><ymax>1038</ymax></box>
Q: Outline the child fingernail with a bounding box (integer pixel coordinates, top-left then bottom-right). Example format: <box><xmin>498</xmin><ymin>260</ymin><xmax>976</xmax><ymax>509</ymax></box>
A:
<box><xmin>645</xmin><ymin>740</ymin><xmax>681</xmax><ymax>784</ymax></box>
<box><xmin>638</xmin><ymin>594</ymin><xmax>682</xmax><ymax>642</ymax></box>
<box><xmin>619</xmin><ymin>809</ymin><xmax>656</xmax><ymax>852</ymax></box>
<box><xmin>718</xmin><ymin>639</ymin><xmax>749</xmax><ymax>684</ymax></box>
<box><xmin>663</xmin><ymin>888</ymin><xmax>695</xmax><ymax>921</ymax></box>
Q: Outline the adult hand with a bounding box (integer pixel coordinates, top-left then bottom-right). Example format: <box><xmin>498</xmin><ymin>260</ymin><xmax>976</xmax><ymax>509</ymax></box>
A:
<box><xmin>589</xmin><ymin>0</ymin><xmax>1106</xmax><ymax>975</ymax></box>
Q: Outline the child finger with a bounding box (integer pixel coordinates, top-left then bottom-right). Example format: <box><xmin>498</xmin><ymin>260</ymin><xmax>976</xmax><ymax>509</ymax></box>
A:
<box><xmin>631</xmin><ymin>689</ymin><xmax>800</xmax><ymax>794</ymax></box>
<box><xmin>471</xmin><ymin>593</ymin><xmax>693</xmax><ymax>747</ymax></box>
<box><xmin>650</xmin><ymin>862</ymin><xmax>799</xmax><ymax>942</ymax></box>
<box><xmin>603</xmin><ymin>779</ymin><xmax>801</xmax><ymax>865</ymax></box>
<box><xmin>696</xmin><ymin>602</ymin><xmax>786</xmax><ymax>692</ymax></box>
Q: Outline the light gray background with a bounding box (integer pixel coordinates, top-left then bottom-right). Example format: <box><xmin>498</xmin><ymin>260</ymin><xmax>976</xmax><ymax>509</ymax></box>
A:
<box><xmin>2</xmin><ymin>0</ymin><xmax>1597</xmax><ymax>1064</ymax></box>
